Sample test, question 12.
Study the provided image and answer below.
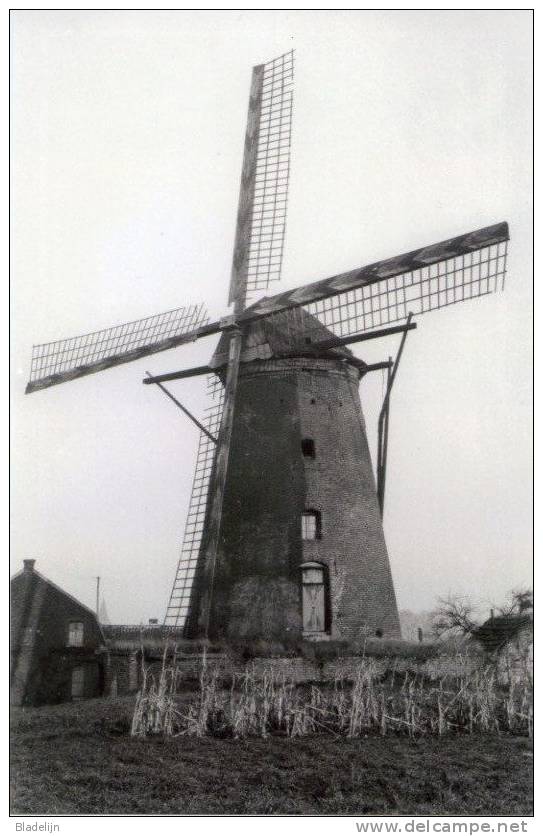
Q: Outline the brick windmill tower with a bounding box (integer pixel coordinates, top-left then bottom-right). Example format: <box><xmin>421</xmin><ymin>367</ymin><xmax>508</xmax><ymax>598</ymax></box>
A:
<box><xmin>25</xmin><ymin>51</ymin><xmax>509</xmax><ymax>644</ymax></box>
<box><xmin>185</xmin><ymin>308</ymin><xmax>402</xmax><ymax>642</ymax></box>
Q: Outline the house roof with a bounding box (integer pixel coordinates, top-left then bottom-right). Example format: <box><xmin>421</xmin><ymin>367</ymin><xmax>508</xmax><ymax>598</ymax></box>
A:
<box><xmin>11</xmin><ymin>563</ymin><xmax>105</xmax><ymax>644</ymax></box>
<box><xmin>474</xmin><ymin>613</ymin><xmax>533</xmax><ymax>653</ymax></box>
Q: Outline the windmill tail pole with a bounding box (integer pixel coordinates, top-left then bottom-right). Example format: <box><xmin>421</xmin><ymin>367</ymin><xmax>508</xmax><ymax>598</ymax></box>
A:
<box><xmin>377</xmin><ymin>360</ymin><xmax>392</xmax><ymax>516</ymax></box>
<box><xmin>377</xmin><ymin>313</ymin><xmax>413</xmax><ymax>516</ymax></box>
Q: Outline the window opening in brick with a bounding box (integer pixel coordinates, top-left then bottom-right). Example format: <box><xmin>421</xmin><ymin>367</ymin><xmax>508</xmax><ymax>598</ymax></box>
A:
<box><xmin>67</xmin><ymin>621</ymin><xmax>84</xmax><ymax>647</ymax></box>
<box><xmin>301</xmin><ymin>438</ymin><xmax>315</xmax><ymax>458</ymax></box>
<box><xmin>302</xmin><ymin>510</ymin><xmax>321</xmax><ymax>540</ymax></box>
<box><xmin>375</xmin><ymin>628</ymin><xmax>383</xmax><ymax>638</ymax></box>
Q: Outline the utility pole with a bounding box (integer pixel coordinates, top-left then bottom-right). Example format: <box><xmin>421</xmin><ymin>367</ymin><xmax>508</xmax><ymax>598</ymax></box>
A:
<box><xmin>95</xmin><ymin>576</ymin><xmax>100</xmax><ymax>618</ymax></box>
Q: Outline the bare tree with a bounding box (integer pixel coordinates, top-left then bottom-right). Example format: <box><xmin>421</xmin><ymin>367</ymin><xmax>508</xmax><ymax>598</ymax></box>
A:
<box><xmin>432</xmin><ymin>589</ymin><xmax>533</xmax><ymax>654</ymax></box>
<box><xmin>431</xmin><ymin>595</ymin><xmax>479</xmax><ymax>639</ymax></box>
<box><xmin>495</xmin><ymin>588</ymin><xmax>533</xmax><ymax>617</ymax></box>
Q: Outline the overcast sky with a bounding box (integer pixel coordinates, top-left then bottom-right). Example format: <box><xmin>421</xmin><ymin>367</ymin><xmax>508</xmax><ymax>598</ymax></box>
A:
<box><xmin>11</xmin><ymin>10</ymin><xmax>532</xmax><ymax>624</ymax></box>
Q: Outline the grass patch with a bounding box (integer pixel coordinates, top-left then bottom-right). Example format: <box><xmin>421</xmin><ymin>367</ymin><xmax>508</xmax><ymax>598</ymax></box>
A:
<box><xmin>11</xmin><ymin>696</ymin><xmax>532</xmax><ymax>815</ymax></box>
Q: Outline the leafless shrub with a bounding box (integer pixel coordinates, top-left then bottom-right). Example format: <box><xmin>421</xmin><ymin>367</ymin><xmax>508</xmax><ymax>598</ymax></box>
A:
<box><xmin>131</xmin><ymin>643</ymin><xmax>183</xmax><ymax>736</ymax></box>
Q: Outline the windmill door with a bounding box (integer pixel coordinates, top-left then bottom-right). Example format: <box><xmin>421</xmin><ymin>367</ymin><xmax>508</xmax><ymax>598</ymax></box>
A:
<box><xmin>301</xmin><ymin>564</ymin><xmax>326</xmax><ymax>634</ymax></box>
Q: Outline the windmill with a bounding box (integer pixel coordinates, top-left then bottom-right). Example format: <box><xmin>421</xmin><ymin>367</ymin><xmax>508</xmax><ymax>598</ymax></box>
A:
<box><xmin>25</xmin><ymin>51</ymin><xmax>509</xmax><ymax>643</ymax></box>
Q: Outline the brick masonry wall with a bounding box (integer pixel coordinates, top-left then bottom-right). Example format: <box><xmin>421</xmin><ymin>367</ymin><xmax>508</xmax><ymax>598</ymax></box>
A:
<box><xmin>295</xmin><ymin>360</ymin><xmax>401</xmax><ymax>640</ymax></box>
<box><xmin>105</xmin><ymin>641</ymin><xmax>533</xmax><ymax>696</ymax></box>
<box><xmin>137</xmin><ymin>653</ymin><xmax>480</xmax><ymax>689</ymax></box>
<box><xmin>188</xmin><ymin>356</ymin><xmax>400</xmax><ymax>643</ymax></box>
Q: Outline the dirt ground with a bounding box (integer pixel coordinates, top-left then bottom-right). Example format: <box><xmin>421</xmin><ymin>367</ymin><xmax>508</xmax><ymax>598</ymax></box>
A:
<box><xmin>10</xmin><ymin>696</ymin><xmax>533</xmax><ymax>816</ymax></box>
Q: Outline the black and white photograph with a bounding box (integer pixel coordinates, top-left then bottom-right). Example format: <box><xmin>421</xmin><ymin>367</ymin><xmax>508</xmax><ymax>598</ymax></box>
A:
<box><xmin>10</xmin><ymin>9</ymin><xmax>533</xmax><ymax>822</ymax></box>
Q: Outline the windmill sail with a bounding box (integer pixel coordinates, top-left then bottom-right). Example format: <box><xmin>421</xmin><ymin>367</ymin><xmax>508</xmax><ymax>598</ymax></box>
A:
<box><xmin>26</xmin><ymin>303</ymin><xmax>210</xmax><ymax>393</ymax></box>
<box><xmin>164</xmin><ymin>380</ymin><xmax>224</xmax><ymax>627</ymax></box>
<box><xmin>229</xmin><ymin>50</ymin><xmax>294</xmax><ymax>306</ymax></box>
<box><xmin>170</xmin><ymin>52</ymin><xmax>295</xmax><ymax>632</ymax></box>
<box><xmin>236</xmin><ymin>222</ymin><xmax>509</xmax><ymax>353</ymax></box>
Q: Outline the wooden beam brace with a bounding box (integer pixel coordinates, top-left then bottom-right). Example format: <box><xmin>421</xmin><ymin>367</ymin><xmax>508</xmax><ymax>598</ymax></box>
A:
<box><xmin>305</xmin><ymin>321</ymin><xmax>417</xmax><ymax>351</ymax></box>
<box><xmin>145</xmin><ymin>372</ymin><xmax>217</xmax><ymax>444</ymax></box>
<box><xmin>376</xmin><ymin>314</ymin><xmax>414</xmax><ymax>516</ymax></box>
<box><xmin>377</xmin><ymin>359</ymin><xmax>392</xmax><ymax>517</ymax></box>
<box><xmin>281</xmin><ymin>322</ymin><xmax>417</xmax><ymax>360</ymax></box>
<box><xmin>360</xmin><ymin>360</ymin><xmax>394</xmax><ymax>375</ymax></box>
<box><xmin>143</xmin><ymin>365</ymin><xmax>213</xmax><ymax>385</ymax></box>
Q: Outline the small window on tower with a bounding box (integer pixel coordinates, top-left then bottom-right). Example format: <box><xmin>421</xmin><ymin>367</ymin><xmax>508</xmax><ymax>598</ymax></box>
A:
<box><xmin>67</xmin><ymin>622</ymin><xmax>84</xmax><ymax>647</ymax></box>
<box><xmin>302</xmin><ymin>510</ymin><xmax>321</xmax><ymax>540</ymax></box>
<box><xmin>301</xmin><ymin>438</ymin><xmax>315</xmax><ymax>458</ymax></box>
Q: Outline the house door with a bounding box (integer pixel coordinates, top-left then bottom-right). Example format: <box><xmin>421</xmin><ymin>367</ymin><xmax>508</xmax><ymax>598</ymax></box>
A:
<box><xmin>301</xmin><ymin>564</ymin><xmax>326</xmax><ymax>634</ymax></box>
<box><xmin>71</xmin><ymin>666</ymin><xmax>85</xmax><ymax>699</ymax></box>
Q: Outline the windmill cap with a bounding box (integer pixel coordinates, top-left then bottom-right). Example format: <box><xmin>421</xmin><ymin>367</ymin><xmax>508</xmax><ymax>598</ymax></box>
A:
<box><xmin>211</xmin><ymin>306</ymin><xmax>357</xmax><ymax>368</ymax></box>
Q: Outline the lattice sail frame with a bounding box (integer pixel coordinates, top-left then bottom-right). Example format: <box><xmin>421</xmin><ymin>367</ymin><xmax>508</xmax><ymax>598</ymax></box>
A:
<box><xmin>238</xmin><ymin>232</ymin><xmax>509</xmax><ymax>354</ymax></box>
<box><xmin>164</xmin><ymin>379</ymin><xmax>224</xmax><ymax>627</ymax></box>
<box><xmin>26</xmin><ymin>303</ymin><xmax>209</xmax><ymax>393</ymax></box>
<box><xmin>293</xmin><ymin>241</ymin><xmax>508</xmax><ymax>348</ymax></box>
<box><xmin>246</xmin><ymin>51</ymin><xmax>293</xmax><ymax>297</ymax></box>
<box><xmin>229</xmin><ymin>50</ymin><xmax>294</xmax><ymax>306</ymax></box>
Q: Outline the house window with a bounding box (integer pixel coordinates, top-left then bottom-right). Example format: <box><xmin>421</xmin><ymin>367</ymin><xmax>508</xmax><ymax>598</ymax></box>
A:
<box><xmin>71</xmin><ymin>666</ymin><xmax>85</xmax><ymax>698</ymax></box>
<box><xmin>68</xmin><ymin>621</ymin><xmax>84</xmax><ymax>647</ymax></box>
<box><xmin>301</xmin><ymin>562</ymin><xmax>328</xmax><ymax>634</ymax></box>
<box><xmin>302</xmin><ymin>510</ymin><xmax>321</xmax><ymax>540</ymax></box>
<box><xmin>301</xmin><ymin>438</ymin><xmax>315</xmax><ymax>458</ymax></box>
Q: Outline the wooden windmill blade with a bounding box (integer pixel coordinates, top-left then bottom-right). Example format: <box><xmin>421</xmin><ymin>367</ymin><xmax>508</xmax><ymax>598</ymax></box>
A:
<box><xmin>237</xmin><ymin>221</ymin><xmax>509</xmax><ymax>352</ymax></box>
<box><xmin>229</xmin><ymin>49</ymin><xmax>294</xmax><ymax>306</ymax></box>
<box><xmin>165</xmin><ymin>51</ymin><xmax>295</xmax><ymax>629</ymax></box>
<box><xmin>164</xmin><ymin>379</ymin><xmax>224</xmax><ymax>627</ymax></box>
<box><xmin>25</xmin><ymin>302</ymin><xmax>212</xmax><ymax>394</ymax></box>
<box><xmin>24</xmin><ymin>52</ymin><xmax>294</xmax><ymax>399</ymax></box>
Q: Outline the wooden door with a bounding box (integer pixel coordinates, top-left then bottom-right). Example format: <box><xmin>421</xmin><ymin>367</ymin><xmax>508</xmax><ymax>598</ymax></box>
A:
<box><xmin>71</xmin><ymin>666</ymin><xmax>85</xmax><ymax>699</ymax></box>
<box><xmin>302</xmin><ymin>583</ymin><xmax>325</xmax><ymax>633</ymax></box>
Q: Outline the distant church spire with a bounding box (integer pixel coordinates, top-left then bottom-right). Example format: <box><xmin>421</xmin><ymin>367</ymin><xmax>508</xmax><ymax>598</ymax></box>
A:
<box><xmin>98</xmin><ymin>597</ymin><xmax>110</xmax><ymax>625</ymax></box>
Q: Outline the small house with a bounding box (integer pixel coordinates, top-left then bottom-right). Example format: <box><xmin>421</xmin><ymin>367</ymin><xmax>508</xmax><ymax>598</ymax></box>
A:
<box><xmin>10</xmin><ymin>559</ymin><xmax>106</xmax><ymax>705</ymax></box>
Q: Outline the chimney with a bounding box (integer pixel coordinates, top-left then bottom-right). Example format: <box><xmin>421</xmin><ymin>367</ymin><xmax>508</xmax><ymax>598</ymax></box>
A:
<box><xmin>23</xmin><ymin>559</ymin><xmax>36</xmax><ymax>574</ymax></box>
